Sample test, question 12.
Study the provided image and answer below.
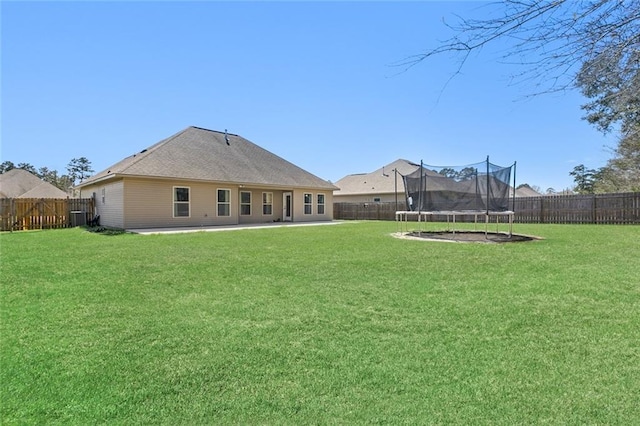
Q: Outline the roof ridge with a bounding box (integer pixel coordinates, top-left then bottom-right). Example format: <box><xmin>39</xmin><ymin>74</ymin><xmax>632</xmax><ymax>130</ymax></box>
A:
<box><xmin>190</xmin><ymin>126</ymin><xmax>239</xmax><ymax>137</ymax></box>
<box><xmin>77</xmin><ymin>127</ymin><xmax>337</xmax><ymax>190</ymax></box>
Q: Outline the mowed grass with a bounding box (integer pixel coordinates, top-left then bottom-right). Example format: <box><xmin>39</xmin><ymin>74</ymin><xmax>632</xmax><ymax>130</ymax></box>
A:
<box><xmin>1</xmin><ymin>221</ymin><xmax>639</xmax><ymax>424</ymax></box>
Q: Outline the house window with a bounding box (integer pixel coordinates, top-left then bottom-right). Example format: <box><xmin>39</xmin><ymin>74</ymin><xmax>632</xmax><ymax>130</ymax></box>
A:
<box><xmin>304</xmin><ymin>193</ymin><xmax>312</xmax><ymax>215</ymax></box>
<box><xmin>373</xmin><ymin>197</ymin><xmax>381</xmax><ymax>202</ymax></box>
<box><xmin>101</xmin><ymin>188</ymin><xmax>105</xmax><ymax>204</ymax></box>
<box><xmin>217</xmin><ymin>189</ymin><xmax>230</xmax><ymax>216</ymax></box>
<box><xmin>317</xmin><ymin>193</ymin><xmax>325</xmax><ymax>215</ymax></box>
<box><xmin>173</xmin><ymin>187</ymin><xmax>190</xmax><ymax>217</ymax></box>
<box><xmin>240</xmin><ymin>191</ymin><xmax>251</xmax><ymax>216</ymax></box>
<box><xmin>262</xmin><ymin>192</ymin><xmax>273</xmax><ymax>215</ymax></box>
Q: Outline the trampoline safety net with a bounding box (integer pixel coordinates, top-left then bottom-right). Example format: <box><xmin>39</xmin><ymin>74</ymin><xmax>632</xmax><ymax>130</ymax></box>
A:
<box><xmin>403</xmin><ymin>159</ymin><xmax>515</xmax><ymax>212</ymax></box>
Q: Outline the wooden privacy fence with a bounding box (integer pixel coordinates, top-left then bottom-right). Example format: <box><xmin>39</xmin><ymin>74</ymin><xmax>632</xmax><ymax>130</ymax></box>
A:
<box><xmin>334</xmin><ymin>192</ymin><xmax>640</xmax><ymax>225</ymax></box>
<box><xmin>0</xmin><ymin>198</ymin><xmax>95</xmax><ymax>231</ymax></box>
<box><xmin>513</xmin><ymin>192</ymin><xmax>640</xmax><ymax>224</ymax></box>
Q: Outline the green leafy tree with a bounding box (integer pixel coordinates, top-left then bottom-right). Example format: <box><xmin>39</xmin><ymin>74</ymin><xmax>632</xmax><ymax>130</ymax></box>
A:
<box><xmin>593</xmin><ymin>125</ymin><xmax>640</xmax><ymax>192</ymax></box>
<box><xmin>38</xmin><ymin>167</ymin><xmax>70</xmax><ymax>192</ymax></box>
<box><xmin>570</xmin><ymin>164</ymin><xmax>597</xmax><ymax>194</ymax></box>
<box><xmin>0</xmin><ymin>161</ymin><xmax>15</xmax><ymax>173</ymax></box>
<box><xmin>438</xmin><ymin>168</ymin><xmax>457</xmax><ymax>179</ymax></box>
<box><xmin>66</xmin><ymin>157</ymin><xmax>94</xmax><ymax>185</ymax></box>
<box><xmin>457</xmin><ymin>167</ymin><xmax>477</xmax><ymax>181</ymax></box>
<box><xmin>17</xmin><ymin>162</ymin><xmax>38</xmax><ymax>175</ymax></box>
<box><xmin>57</xmin><ymin>175</ymin><xmax>74</xmax><ymax>192</ymax></box>
<box><xmin>38</xmin><ymin>166</ymin><xmax>54</xmax><ymax>182</ymax></box>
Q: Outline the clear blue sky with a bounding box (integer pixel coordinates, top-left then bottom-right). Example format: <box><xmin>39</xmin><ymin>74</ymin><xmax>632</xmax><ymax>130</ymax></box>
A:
<box><xmin>2</xmin><ymin>1</ymin><xmax>613</xmax><ymax>192</ymax></box>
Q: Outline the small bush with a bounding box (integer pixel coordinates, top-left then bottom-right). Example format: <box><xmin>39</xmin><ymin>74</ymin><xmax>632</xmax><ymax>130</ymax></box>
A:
<box><xmin>84</xmin><ymin>225</ymin><xmax>126</xmax><ymax>235</ymax></box>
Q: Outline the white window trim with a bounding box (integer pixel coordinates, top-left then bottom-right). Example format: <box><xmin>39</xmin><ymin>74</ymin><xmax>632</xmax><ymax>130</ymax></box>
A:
<box><xmin>303</xmin><ymin>192</ymin><xmax>313</xmax><ymax>215</ymax></box>
<box><xmin>240</xmin><ymin>191</ymin><xmax>251</xmax><ymax>216</ymax></box>
<box><xmin>173</xmin><ymin>186</ymin><xmax>191</xmax><ymax>218</ymax></box>
<box><xmin>317</xmin><ymin>193</ymin><xmax>325</xmax><ymax>215</ymax></box>
<box><xmin>217</xmin><ymin>188</ymin><xmax>231</xmax><ymax>217</ymax></box>
<box><xmin>262</xmin><ymin>192</ymin><xmax>273</xmax><ymax>216</ymax></box>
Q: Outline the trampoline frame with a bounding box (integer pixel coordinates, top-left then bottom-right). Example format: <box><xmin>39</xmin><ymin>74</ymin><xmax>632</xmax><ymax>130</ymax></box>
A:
<box><xmin>395</xmin><ymin>210</ymin><xmax>515</xmax><ymax>237</ymax></box>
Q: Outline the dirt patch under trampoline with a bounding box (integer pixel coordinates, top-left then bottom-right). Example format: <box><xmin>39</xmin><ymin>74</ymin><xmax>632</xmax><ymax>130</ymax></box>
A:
<box><xmin>398</xmin><ymin>230</ymin><xmax>540</xmax><ymax>244</ymax></box>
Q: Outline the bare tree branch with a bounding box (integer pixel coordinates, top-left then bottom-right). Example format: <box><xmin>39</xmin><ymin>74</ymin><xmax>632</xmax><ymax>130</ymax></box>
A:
<box><xmin>402</xmin><ymin>0</ymin><xmax>640</xmax><ymax>192</ymax></box>
<box><xmin>402</xmin><ymin>0</ymin><xmax>640</xmax><ymax>96</ymax></box>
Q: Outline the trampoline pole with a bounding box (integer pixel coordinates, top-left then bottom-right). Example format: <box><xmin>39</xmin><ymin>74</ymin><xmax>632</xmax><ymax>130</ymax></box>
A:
<box><xmin>509</xmin><ymin>212</ymin><xmax>513</xmax><ymax>237</ymax></box>
<box><xmin>512</xmin><ymin>161</ymin><xmax>517</xmax><ymax>213</ymax></box>
<box><xmin>486</xmin><ymin>155</ymin><xmax>490</xmax><ymax>216</ymax></box>
<box><xmin>453</xmin><ymin>213</ymin><xmax>456</xmax><ymax>236</ymax></box>
<box><xmin>419</xmin><ymin>160</ymin><xmax>423</xmax><ymax>217</ymax></box>
<box><xmin>394</xmin><ymin>168</ymin><xmax>398</xmax><ymax>212</ymax></box>
<box><xmin>485</xmin><ymin>213</ymin><xmax>488</xmax><ymax>237</ymax></box>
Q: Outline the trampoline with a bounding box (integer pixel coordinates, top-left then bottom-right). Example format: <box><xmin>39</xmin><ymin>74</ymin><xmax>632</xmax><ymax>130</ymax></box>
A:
<box><xmin>395</xmin><ymin>157</ymin><xmax>516</xmax><ymax>237</ymax></box>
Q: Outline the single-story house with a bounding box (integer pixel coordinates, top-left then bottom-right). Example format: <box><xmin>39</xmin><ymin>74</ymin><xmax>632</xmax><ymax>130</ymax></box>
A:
<box><xmin>0</xmin><ymin>168</ymin><xmax>69</xmax><ymax>198</ymax></box>
<box><xmin>514</xmin><ymin>184</ymin><xmax>542</xmax><ymax>197</ymax></box>
<box><xmin>75</xmin><ymin>126</ymin><xmax>337</xmax><ymax>229</ymax></box>
<box><xmin>333</xmin><ymin>159</ymin><xmax>422</xmax><ymax>203</ymax></box>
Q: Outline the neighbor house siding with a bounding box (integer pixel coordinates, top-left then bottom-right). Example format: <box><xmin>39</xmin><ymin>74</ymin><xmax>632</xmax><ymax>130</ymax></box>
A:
<box><xmin>334</xmin><ymin>193</ymin><xmax>399</xmax><ymax>203</ymax></box>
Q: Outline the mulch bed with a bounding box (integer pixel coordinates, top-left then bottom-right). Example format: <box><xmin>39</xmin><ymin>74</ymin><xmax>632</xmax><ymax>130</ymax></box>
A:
<box><xmin>404</xmin><ymin>230</ymin><xmax>539</xmax><ymax>243</ymax></box>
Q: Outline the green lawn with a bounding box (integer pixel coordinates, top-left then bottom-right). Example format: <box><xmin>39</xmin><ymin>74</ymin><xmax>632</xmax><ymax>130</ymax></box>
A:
<box><xmin>1</xmin><ymin>221</ymin><xmax>639</xmax><ymax>424</ymax></box>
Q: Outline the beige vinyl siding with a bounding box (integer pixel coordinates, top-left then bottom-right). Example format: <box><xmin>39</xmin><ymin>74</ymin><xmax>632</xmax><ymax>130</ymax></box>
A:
<box><xmin>80</xmin><ymin>180</ymin><xmax>124</xmax><ymax>228</ymax></box>
<box><xmin>333</xmin><ymin>193</ymin><xmax>398</xmax><ymax>203</ymax></box>
<box><xmin>272</xmin><ymin>191</ymin><xmax>284</xmax><ymax>220</ymax></box>
<box><xmin>103</xmin><ymin>181</ymin><xmax>125</xmax><ymax>228</ymax></box>
<box><xmin>237</xmin><ymin>189</ymin><xmax>297</xmax><ymax>224</ymax></box>
<box><xmin>292</xmin><ymin>189</ymin><xmax>333</xmax><ymax>222</ymax></box>
<box><xmin>122</xmin><ymin>178</ymin><xmax>239</xmax><ymax>229</ymax></box>
<box><xmin>238</xmin><ymin>189</ymin><xmax>273</xmax><ymax>224</ymax></box>
<box><xmin>82</xmin><ymin>178</ymin><xmax>333</xmax><ymax>229</ymax></box>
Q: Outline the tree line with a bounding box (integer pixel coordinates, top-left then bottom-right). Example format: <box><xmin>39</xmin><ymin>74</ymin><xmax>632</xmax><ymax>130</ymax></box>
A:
<box><xmin>0</xmin><ymin>158</ymin><xmax>94</xmax><ymax>193</ymax></box>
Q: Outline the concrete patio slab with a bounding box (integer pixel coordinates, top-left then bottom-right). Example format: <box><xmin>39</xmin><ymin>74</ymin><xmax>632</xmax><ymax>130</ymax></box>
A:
<box><xmin>128</xmin><ymin>221</ymin><xmax>342</xmax><ymax>235</ymax></box>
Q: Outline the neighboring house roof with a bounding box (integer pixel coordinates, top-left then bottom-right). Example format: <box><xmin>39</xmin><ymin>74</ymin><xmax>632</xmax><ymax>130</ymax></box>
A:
<box><xmin>336</xmin><ymin>158</ymin><xmax>539</xmax><ymax>199</ymax></box>
<box><xmin>0</xmin><ymin>168</ymin><xmax>68</xmax><ymax>198</ymax></box>
<box><xmin>334</xmin><ymin>159</ymin><xmax>423</xmax><ymax>196</ymax></box>
<box><xmin>77</xmin><ymin>126</ymin><xmax>336</xmax><ymax>190</ymax></box>
<box><xmin>514</xmin><ymin>184</ymin><xmax>542</xmax><ymax>197</ymax></box>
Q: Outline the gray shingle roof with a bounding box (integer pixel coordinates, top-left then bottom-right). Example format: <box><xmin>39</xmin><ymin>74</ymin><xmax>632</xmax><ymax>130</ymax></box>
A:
<box><xmin>0</xmin><ymin>168</ymin><xmax>68</xmax><ymax>198</ymax></box>
<box><xmin>514</xmin><ymin>184</ymin><xmax>542</xmax><ymax>197</ymax></box>
<box><xmin>336</xmin><ymin>159</ymin><xmax>538</xmax><ymax>198</ymax></box>
<box><xmin>334</xmin><ymin>159</ymin><xmax>423</xmax><ymax>195</ymax></box>
<box><xmin>78</xmin><ymin>127</ymin><xmax>336</xmax><ymax>190</ymax></box>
